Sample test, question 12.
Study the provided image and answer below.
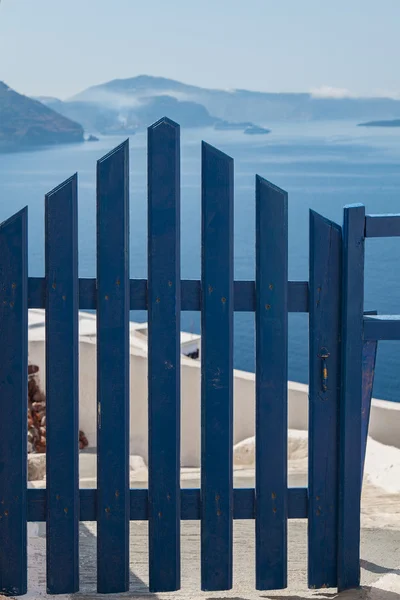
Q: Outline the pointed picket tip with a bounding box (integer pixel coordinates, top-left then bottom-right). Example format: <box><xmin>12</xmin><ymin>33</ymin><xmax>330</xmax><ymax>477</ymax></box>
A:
<box><xmin>309</xmin><ymin>208</ymin><xmax>341</xmax><ymax>234</ymax></box>
<box><xmin>97</xmin><ymin>138</ymin><xmax>129</xmax><ymax>165</ymax></box>
<box><xmin>256</xmin><ymin>176</ymin><xmax>287</xmax><ymax>221</ymax></box>
<box><xmin>256</xmin><ymin>174</ymin><xmax>287</xmax><ymax>198</ymax></box>
<box><xmin>97</xmin><ymin>139</ymin><xmax>129</xmax><ymax>210</ymax></box>
<box><xmin>45</xmin><ymin>173</ymin><xmax>77</xmax><ymax>201</ymax></box>
<box><xmin>45</xmin><ymin>175</ymin><xmax>77</xmax><ymax>215</ymax></box>
<box><xmin>202</xmin><ymin>140</ymin><xmax>233</xmax><ymax>164</ymax></box>
<box><xmin>148</xmin><ymin>117</ymin><xmax>180</xmax><ymax>160</ymax></box>
<box><xmin>0</xmin><ymin>206</ymin><xmax>28</xmax><ymax>233</ymax></box>
<box><xmin>149</xmin><ymin>116</ymin><xmax>180</xmax><ymax>131</ymax></box>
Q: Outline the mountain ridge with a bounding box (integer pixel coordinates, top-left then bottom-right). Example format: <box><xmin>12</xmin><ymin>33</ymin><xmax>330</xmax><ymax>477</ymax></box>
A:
<box><xmin>24</xmin><ymin>76</ymin><xmax>400</xmax><ymax>142</ymax></box>
<box><xmin>68</xmin><ymin>75</ymin><xmax>400</xmax><ymax>125</ymax></box>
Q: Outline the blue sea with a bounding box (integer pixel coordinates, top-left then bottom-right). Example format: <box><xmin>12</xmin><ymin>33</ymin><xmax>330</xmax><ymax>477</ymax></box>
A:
<box><xmin>1</xmin><ymin>121</ymin><xmax>400</xmax><ymax>402</ymax></box>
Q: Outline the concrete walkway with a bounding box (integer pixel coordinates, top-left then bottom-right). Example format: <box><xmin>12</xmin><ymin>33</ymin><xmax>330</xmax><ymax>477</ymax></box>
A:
<box><xmin>24</xmin><ymin>468</ymin><xmax>400</xmax><ymax>600</ymax></box>
<box><xmin>25</xmin><ymin>520</ymin><xmax>400</xmax><ymax>600</ymax></box>
<box><xmin>24</xmin><ymin>433</ymin><xmax>400</xmax><ymax>600</ymax></box>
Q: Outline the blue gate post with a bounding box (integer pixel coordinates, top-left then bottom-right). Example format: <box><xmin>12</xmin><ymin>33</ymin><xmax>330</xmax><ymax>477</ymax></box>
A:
<box><xmin>255</xmin><ymin>176</ymin><xmax>288</xmax><ymax>590</ymax></box>
<box><xmin>201</xmin><ymin>142</ymin><xmax>234</xmax><ymax>591</ymax></box>
<box><xmin>308</xmin><ymin>211</ymin><xmax>341</xmax><ymax>588</ymax></box>
<box><xmin>45</xmin><ymin>176</ymin><xmax>79</xmax><ymax>593</ymax></box>
<box><xmin>96</xmin><ymin>141</ymin><xmax>130</xmax><ymax>593</ymax></box>
<box><xmin>0</xmin><ymin>209</ymin><xmax>28</xmax><ymax>596</ymax></box>
<box><xmin>338</xmin><ymin>204</ymin><xmax>365</xmax><ymax>591</ymax></box>
<box><xmin>148</xmin><ymin>118</ymin><xmax>181</xmax><ymax>592</ymax></box>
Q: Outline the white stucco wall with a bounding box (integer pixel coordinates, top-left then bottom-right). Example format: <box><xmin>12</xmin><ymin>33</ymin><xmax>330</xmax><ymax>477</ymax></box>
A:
<box><xmin>28</xmin><ymin>333</ymin><xmax>400</xmax><ymax>467</ymax></box>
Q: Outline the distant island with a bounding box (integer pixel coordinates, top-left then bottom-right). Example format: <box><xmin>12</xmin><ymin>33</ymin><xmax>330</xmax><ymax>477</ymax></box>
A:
<box><xmin>244</xmin><ymin>125</ymin><xmax>271</xmax><ymax>135</ymax></box>
<box><xmin>39</xmin><ymin>88</ymin><xmax>270</xmax><ymax>136</ymax></box>
<box><xmin>0</xmin><ymin>82</ymin><xmax>84</xmax><ymax>152</ymax></box>
<box><xmin>215</xmin><ymin>121</ymin><xmax>254</xmax><ymax>131</ymax></box>
<box><xmin>214</xmin><ymin>120</ymin><xmax>270</xmax><ymax>134</ymax></box>
<box><xmin>358</xmin><ymin>119</ymin><xmax>400</xmax><ymax>128</ymax></box>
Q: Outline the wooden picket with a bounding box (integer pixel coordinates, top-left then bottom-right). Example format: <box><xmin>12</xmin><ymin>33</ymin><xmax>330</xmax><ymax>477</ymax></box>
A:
<box><xmin>148</xmin><ymin>118</ymin><xmax>181</xmax><ymax>592</ymax></box>
<box><xmin>96</xmin><ymin>141</ymin><xmax>130</xmax><ymax>593</ymax></box>
<box><xmin>1</xmin><ymin>119</ymin><xmax>397</xmax><ymax>596</ymax></box>
<box><xmin>255</xmin><ymin>176</ymin><xmax>288</xmax><ymax>590</ymax></box>
<box><xmin>45</xmin><ymin>176</ymin><xmax>79</xmax><ymax>593</ymax></box>
<box><xmin>0</xmin><ymin>209</ymin><xmax>28</xmax><ymax>596</ymax></box>
<box><xmin>308</xmin><ymin>211</ymin><xmax>341</xmax><ymax>588</ymax></box>
<box><xmin>200</xmin><ymin>142</ymin><xmax>234</xmax><ymax>591</ymax></box>
<box><xmin>338</xmin><ymin>204</ymin><xmax>366</xmax><ymax>591</ymax></box>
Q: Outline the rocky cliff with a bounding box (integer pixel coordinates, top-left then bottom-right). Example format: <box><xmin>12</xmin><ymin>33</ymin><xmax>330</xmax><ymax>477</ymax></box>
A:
<box><xmin>0</xmin><ymin>82</ymin><xmax>84</xmax><ymax>151</ymax></box>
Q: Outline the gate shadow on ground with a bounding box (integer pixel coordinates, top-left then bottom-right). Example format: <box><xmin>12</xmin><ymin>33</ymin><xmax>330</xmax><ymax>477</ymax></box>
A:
<box><xmin>68</xmin><ymin>522</ymin><xmax>400</xmax><ymax>599</ymax></box>
<box><xmin>361</xmin><ymin>560</ymin><xmax>400</xmax><ymax>576</ymax></box>
<box><xmin>75</xmin><ymin>523</ymin><xmax>157</xmax><ymax>597</ymax></box>
<box><xmin>206</xmin><ymin>591</ymin><xmax>400</xmax><ymax>600</ymax></box>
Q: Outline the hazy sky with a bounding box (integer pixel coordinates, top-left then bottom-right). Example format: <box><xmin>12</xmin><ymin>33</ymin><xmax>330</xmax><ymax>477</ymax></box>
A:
<box><xmin>1</xmin><ymin>0</ymin><xmax>399</xmax><ymax>99</ymax></box>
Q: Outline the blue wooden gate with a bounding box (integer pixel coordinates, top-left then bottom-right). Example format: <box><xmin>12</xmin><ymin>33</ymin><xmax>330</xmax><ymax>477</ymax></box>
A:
<box><xmin>0</xmin><ymin>117</ymin><xmax>389</xmax><ymax>596</ymax></box>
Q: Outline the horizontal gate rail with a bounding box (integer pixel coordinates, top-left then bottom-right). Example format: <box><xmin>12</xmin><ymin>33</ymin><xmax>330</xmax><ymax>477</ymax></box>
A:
<box><xmin>364</xmin><ymin>214</ymin><xmax>400</xmax><ymax>237</ymax></box>
<box><xmin>26</xmin><ymin>488</ymin><xmax>308</xmax><ymax>521</ymax></box>
<box><xmin>27</xmin><ymin>278</ymin><xmax>310</xmax><ymax>312</ymax></box>
<box><xmin>361</xmin><ymin>212</ymin><xmax>400</xmax><ymax>342</ymax></box>
<box><xmin>363</xmin><ymin>314</ymin><xmax>400</xmax><ymax>340</ymax></box>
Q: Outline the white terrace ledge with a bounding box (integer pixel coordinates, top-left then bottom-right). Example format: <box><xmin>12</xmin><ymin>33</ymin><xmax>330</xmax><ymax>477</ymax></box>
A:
<box><xmin>28</xmin><ymin>310</ymin><xmax>400</xmax><ymax>467</ymax></box>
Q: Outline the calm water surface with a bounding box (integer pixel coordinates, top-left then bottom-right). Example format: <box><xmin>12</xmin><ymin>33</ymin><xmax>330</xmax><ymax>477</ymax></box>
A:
<box><xmin>1</xmin><ymin>120</ymin><xmax>400</xmax><ymax>401</ymax></box>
